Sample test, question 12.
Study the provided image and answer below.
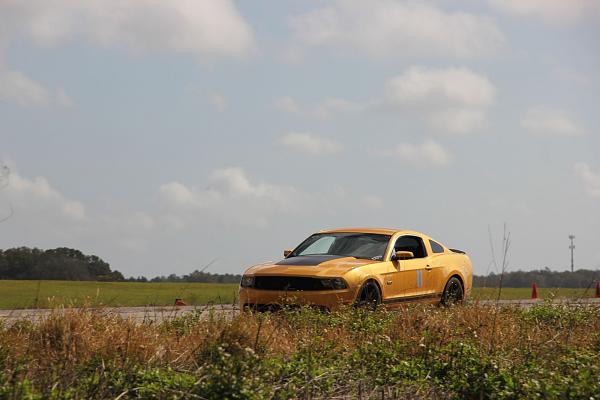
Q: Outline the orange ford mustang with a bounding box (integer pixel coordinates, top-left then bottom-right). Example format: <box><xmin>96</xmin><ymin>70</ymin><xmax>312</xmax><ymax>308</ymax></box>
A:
<box><xmin>239</xmin><ymin>228</ymin><xmax>472</xmax><ymax>311</ymax></box>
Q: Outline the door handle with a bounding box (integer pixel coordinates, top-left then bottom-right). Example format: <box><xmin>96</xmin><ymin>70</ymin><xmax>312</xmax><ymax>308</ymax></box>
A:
<box><xmin>425</xmin><ymin>265</ymin><xmax>432</xmax><ymax>270</ymax></box>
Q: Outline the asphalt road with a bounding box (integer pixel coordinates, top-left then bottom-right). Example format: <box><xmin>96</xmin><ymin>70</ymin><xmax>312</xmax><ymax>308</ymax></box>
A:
<box><xmin>0</xmin><ymin>304</ymin><xmax>237</xmax><ymax>324</ymax></box>
<box><xmin>1</xmin><ymin>298</ymin><xmax>599</xmax><ymax>324</ymax></box>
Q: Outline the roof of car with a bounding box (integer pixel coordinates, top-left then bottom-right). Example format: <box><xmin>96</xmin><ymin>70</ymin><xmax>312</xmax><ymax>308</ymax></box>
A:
<box><xmin>318</xmin><ymin>227</ymin><xmax>422</xmax><ymax>236</ymax></box>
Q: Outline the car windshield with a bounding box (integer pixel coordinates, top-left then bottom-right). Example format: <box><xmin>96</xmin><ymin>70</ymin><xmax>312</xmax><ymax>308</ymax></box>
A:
<box><xmin>290</xmin><ymin>233</ymin><xmax>391</xmax><ymax>261</ymax></box>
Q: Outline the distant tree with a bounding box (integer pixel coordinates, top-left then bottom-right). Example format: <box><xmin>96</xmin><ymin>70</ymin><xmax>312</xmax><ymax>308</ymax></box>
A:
<box><xmin>474</xmin><ymin>269</ymin><xmax>600</xmax><ymax>288</ymax></box>
<box><xmin>107</xmin><ymin>270</ymin><xmax>125</xmax><ymax>281</ymax></box>
<box><xmin>0</xmin><ymin>247</ymin><xmax>124</xmax><ymax>281</ymax></box>
<box><xmin>145</xmin><ymin>270</ymin><xmax>242</xmax><ymax>284</ymax></box>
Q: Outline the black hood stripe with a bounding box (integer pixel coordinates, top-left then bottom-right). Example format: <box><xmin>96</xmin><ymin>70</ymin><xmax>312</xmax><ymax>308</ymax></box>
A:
<box><xmin>275</xmin><ymin>255</ymin><xmax>345</xmax><ymax>266</ymax></box>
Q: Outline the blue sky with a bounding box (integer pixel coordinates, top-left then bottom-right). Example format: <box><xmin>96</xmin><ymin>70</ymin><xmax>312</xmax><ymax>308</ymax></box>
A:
<box><xmin>1</xmin><ymin>0</ymin><xmax>599</xmax><ymax>277</ymax></box>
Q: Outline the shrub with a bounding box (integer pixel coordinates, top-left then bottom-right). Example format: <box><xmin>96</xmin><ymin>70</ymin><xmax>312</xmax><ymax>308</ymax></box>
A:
<box><xmin>0</xmin><ymin>304</ymin><xmax>598</xmax><ymax>399</ymax></box>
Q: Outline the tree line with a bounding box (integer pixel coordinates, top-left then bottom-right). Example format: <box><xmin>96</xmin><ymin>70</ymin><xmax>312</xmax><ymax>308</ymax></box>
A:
<box><xmin>0</xmin><ymin>247</ymin><xmax>241</xmax><ymax>283</ymax></box>
<box><xmin>129</xmin><ymin>270</ymin><xmax>241</xmax><ymax>284</ymax></box>
<box><xmin>0</xmin><ymin>247</ymin><xmax>124</xmax><ymax>281</ymax></box>
<box><xmin>474</xmin><ymin>268</ymin><xmax>600</xmax><ymax>289</ymax></box>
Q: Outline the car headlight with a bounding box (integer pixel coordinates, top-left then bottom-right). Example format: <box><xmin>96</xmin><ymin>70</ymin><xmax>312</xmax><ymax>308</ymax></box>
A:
<box><xmin>240</xmin><ymin>275</ymin><xmax>255</xmax><ymax>288</ymax></box>
<box><xmin>320</xmin><ymin>278</ymin><xmax>347</xmax><ymax>290</ymax></box>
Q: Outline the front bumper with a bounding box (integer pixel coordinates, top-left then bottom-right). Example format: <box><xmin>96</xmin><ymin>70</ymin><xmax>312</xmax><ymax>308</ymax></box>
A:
<box><xmin>239</xmin><ymin>287</ymin><xmax>357</xmax><ymax>311</ymax></box>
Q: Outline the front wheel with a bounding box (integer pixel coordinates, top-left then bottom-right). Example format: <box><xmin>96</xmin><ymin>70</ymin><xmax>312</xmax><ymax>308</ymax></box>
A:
<box><xmin>355</xmin><ymin>281</ymin><xmax>382</xmax><ymax>310</ymax></box>
<box><xmin>441</xmin><ymin>277</ymin><xmax>464</xmax><ymax>306</ymax></box>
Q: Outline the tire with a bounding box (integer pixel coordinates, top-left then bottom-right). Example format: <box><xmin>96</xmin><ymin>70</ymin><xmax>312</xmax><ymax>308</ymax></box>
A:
<box><xmin>441</xmin><ymin>277</ymin><xmax>464</xmax><ymax>306</ymax></box>
<box><xmin>355</xmin><ymin>281</ymin><xmax>382</xmax><ymax>310</ymax></box>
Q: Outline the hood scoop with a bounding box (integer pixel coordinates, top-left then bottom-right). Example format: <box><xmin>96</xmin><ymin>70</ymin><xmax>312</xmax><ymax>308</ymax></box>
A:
<box><xmin>275</xmin><ymin>255</ymin><xmax>345</xmax><ymax>266</ymax></box>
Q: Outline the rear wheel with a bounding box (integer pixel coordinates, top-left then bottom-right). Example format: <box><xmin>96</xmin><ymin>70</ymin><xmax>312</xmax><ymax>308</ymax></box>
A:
<box><xmin>355</xmin><ymin>281</ymin><xmax>382</xmax><ymax>310</ymax></box>
<box><xmin>441</xmin><ymin>277</ymin><xmax>464</xmax><ymax>306</ymax></box>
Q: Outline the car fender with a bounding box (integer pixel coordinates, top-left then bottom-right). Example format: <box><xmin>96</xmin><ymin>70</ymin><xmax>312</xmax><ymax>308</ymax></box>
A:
<box><xmin>445</xmin><ymin>269</ymin><xmax>466</xmax><ymax>285</ymax></box>
<box><xmin>342</xmin><ymin>266</ymin><xmax>385</xmax><ymax>299</ymax></box>
<box><xmin>444</xmin><ymin>261</ymin><xmax>472</xmax><ymax>295</ymax></box>
<box><xmin>348</xmin><ymin>276</ymin><xmax>385</xmax><ymax>303</ymax></box>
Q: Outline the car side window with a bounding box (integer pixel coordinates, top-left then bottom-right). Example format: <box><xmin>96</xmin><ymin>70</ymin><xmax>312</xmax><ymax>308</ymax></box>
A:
<box><xmin>429</xmin><ymin>240</ymin><xmax>444</xmax><ymax>254</ymax></box>
<box><xmin>394</xmin><ymin>236</ymin><xmax>427</xmax><ymax>258</ymax></box>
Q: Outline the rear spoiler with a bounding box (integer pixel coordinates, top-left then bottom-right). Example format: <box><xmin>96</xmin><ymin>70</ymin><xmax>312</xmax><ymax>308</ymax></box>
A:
<box><xmin>450</xmin><ymin>248</ymin><xmax>465</xmax><ymax>254</ymax></box>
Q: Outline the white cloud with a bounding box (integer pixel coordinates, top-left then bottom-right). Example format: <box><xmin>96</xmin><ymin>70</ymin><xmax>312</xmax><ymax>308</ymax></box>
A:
<box><xmin>208</xmin><ymin>167</ymin><xmax>274</xmax><ymax>197</ymax></box>
<box><xmin>274</xmin><ymin>97</ymin><xmax>302</xmax><ymax>115</ymax></box>
<box><xmin>0</xmin><ymin>1</ymin><xmax>253</xmax><ymax>107</ymax></box>
<box><xmin>521</xmin><ymin>107</ymin><xmax>584</xmax><ymax>136</ymax></box>
<box><xmin>489</xmin><ymin>0</ymin><xmax>600</xmax><ymax>25</ymax></box>
<box><xmin>275</xmin><ymin>96</ymin><xmax>365</xmax><ymax>119</ymax></box>
<box><xmin>276</xmin><ymin>67</ymin><xmax>495</xmax><ymax>134</ymax></box>
<box><xmin>158</xmin><ymin>167</ymin><xmax>386</xmax><ymax>230</ymax></box>
<box><xmin>289</xmin><ymin>0</ymin><xmax>504</xmax><ymax>59</ymax></box>
<box><xmin>428</xmin><ymin>109</ymin><xmax>486</xmax><ymax>134</ymax></box>
<box><xmin>383</xmin><ymin>66</ymin><xmax>495</xmax><ymax>134</ymax></box>
<box><xmin>380</xmin><ymin>140</ymin><xmax>452</xmax><ymax>167</ymax></box>
<box><xmin>0</xmin><ymin>68</ymin><xmax>71</xmax><ymax>108</ymax></box>
<box><xmin>0</xmin><ymin>0</ymin><xmax>255</xmax><ymax>58</ymax></box>
<box><xmin>159</xmin><ymin>181</ymin><xmax>202</xmax><ymax>207</ymax></box>
<box><xmin>278</xmin><ymin>133</ymin><xmax>342</xmax><ymax>156</ymax></box>
<box><xmin>0</xmin><ymin>163</ymin><xmax>376</xmax><ymax>252</ymax></box>
<box><xmin>160</xmin><ymin>167</ymin><xmax>302</xmax><ymax>219</ymax></box>
<box><xmin>1</xmin><ymin>166</ymin><xmax>85</xmax><ymax>223</ymax></box>
<box><xmin>384</xmin><ymin>67</ymin><xmax>495</xmax><ymax>109</ymax></box>
<box><xmin>209</xmin><ymin>94</ymin><xmax>228</xmax><ymax>111</ymax></box>
<box><xmin>574</xmin><ymin>163</ymin><xmax>600</xmax><ymax>199</ymax></box>
<box><xmin>0</xmin><ymin>161</ymin><xmax>167</xmax><ymax>259</ymax></box>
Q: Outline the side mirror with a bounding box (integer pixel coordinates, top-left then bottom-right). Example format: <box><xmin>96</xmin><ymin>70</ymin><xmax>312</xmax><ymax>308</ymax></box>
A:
<box><xmin>283</xmin><ymin>249</ymin><xmax>293</xmax><ymax>257</ymax></box>
<box><xmin>392</xmin><ymin>250</ymin><xmax>414</xmax><ymax>261</ymax></box>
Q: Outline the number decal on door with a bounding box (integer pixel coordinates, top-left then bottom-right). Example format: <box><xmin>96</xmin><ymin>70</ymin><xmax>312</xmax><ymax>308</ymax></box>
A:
<box><xmin>416</xmin><ymin>270</ymin><xmax>423</xmax><ymax>288</ymax></box>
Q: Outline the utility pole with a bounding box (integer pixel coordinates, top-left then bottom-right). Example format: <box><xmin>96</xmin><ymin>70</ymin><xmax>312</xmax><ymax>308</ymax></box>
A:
<box><xmin>569</xmin><ymin>235</ymin><xmax>575</xmax><ymax>273</ymax></box>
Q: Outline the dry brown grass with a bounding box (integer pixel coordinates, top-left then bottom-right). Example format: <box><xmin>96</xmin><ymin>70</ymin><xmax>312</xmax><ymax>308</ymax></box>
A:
<box><xmin>1</xmin><ymin>303</ymin><xmax>599</xmax><ymax>399</ymax></box>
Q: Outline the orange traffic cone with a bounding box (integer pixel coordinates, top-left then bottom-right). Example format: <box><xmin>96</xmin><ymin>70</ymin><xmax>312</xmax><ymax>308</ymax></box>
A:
<box><xmin>595</xmin><ymin>281</ymin><xmax>600</xmax><ymax>298</ymax></box>
<box><xmin>174</xmin><ymin>298</ymin><xmax>187</xmax><ymax>306</ymax></box>
<box><xmin>531</xmin><ymin>282</ymin><xmax>538</xmax><ymax>299</ymax></box>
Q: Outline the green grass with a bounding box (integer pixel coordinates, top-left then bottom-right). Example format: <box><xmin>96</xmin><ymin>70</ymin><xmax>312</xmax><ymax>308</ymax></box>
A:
<box><xmin>0</xmin><ymin>280</ymin><xmax>238</xmax><ymax>309</ymax></box>
<box><xmin>0</xmin><ymin>281</ymin><xmax>596</xmax><ymax>310</ymax></box>
<box><xmin>471</xmin><ymin>287</ymin><xmax>594</xmax><ymax>300</ymax></box>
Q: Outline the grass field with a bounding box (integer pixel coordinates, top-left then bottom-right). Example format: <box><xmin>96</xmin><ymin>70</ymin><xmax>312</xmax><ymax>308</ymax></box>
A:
<box><xmin>0</xmin><ymin>280</ymin><xmax>239</xmax><ymax>309</ymax></box>
<box><xmin>471</xmin><ymin>287</ymin><xmax>594</xmax><ymax>300</ymax></box>
<box><xmin>0</xmin><ymin>280</ymin><xmax>597</xmax><ymax>309</ymax></box>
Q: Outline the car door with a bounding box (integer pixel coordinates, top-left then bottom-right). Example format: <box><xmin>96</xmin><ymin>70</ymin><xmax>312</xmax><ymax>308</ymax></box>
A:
<box><xmin>381</xmin><ymin>235</ymin><xmax>430</xmax><ymax>304</ymax></box>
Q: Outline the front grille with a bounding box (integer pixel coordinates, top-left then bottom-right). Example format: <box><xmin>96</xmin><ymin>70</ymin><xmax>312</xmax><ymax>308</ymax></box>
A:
<box><xmin>254</xmin><ymin>276</ymin><xmax>328</xmax><ymax>291</ymax></box>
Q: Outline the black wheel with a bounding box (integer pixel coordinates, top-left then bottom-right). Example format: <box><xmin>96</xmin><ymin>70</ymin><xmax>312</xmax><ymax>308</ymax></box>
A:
<box><xmin>355</xmin><ymin>281</ymin><xmax>382</xmax><ymax>310</ymax></box>
<box><xmin>441</xmin><ymin>277</ymin><xmax>464</xmax><ymax>306</ymax></box>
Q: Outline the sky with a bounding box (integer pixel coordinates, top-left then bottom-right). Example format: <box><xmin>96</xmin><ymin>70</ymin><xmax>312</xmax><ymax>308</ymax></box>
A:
<box><xmin>0</xmin><ymin>0</ymin><xmax>599</xmax><ymax>277</ymax></box>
